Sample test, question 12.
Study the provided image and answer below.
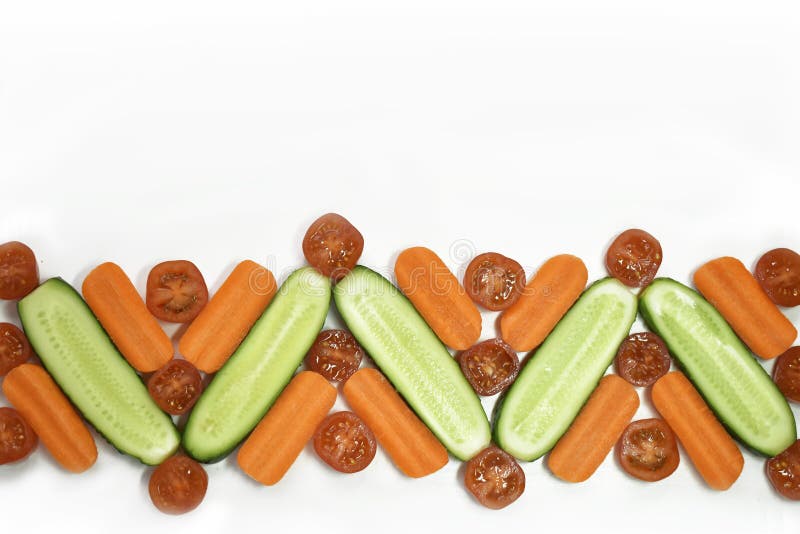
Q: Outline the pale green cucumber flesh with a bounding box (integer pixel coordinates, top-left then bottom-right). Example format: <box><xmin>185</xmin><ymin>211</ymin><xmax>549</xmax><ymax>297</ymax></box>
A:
<box><xmin>17</xmin><ymin>278</ymin><xmax>179</xmax><ymax>465</ymax></box>
<box><xmin>333</xmin><ymin>266</ymin><xmax>490</xmax><ymax>461</ymax></box>
<box><xmin>494</xmin><ymin>277</ymin><xmax>637</xmax><ymax>462</ymax></box>
<box><xmin>639</xmin><ymin>278</ymin><xmax>796</xmax><ymax>456</ymax></box>
<box><xmin>183</xmin><ymin>267</ymin><xmax>331</xmax><ymax>463</ymax></box>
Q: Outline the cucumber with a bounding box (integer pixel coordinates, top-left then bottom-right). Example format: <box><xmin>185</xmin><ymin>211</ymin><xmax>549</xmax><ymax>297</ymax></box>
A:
<box><xmin>639</xmin><ymin>278</ymin><xmax>796</xmax><ymax>456</ymax></box>
<box><xmin>17</xmin><ymin>278</ymin><xmax>179</xmax><ymax>465</ymax></box>
<box><xmin>183</xmin><ymin>267</ymin><xmax>331</xmax><ymax>462</ymax></box>
<box><xmin>333</xmin><ymin>266</ymin><xmax>490</xmax><ymax>460</ymax></box>
<box><xmin>494</xmin><ymin>277</ymin><xmax>637</xmax><ymax>461</ymax></box>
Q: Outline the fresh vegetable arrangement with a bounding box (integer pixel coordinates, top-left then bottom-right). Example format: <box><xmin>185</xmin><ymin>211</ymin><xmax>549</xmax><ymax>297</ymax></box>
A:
<box><xmin>1</xmin><ymin>215</ymin><xmax>800</xmax><ymax>514</ymax></box>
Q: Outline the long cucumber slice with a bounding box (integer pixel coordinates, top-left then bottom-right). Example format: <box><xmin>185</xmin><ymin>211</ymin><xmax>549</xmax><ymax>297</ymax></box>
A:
<box><xmin>18</xmin><ymin>278</ymin><xmax>179</xmax><ymax>465</ymax></box>
<box><xmin>334</xmin><ymin>266</ymin><xmax>491</xmax><ymax>460</ymax></box>
<box><xmin>183</xmin><ymin>267</ymin><xmax>331</xmax><ymax>462</ymax></box>
<box><xmin>639</xmin><ymin>278</ymin><xmax>796</xmax><ymax>456</ymax></box>
<box><xmin>494</xmin><ymin>278</ymin><xmax>637</xmax><ymax>461</ymax></box>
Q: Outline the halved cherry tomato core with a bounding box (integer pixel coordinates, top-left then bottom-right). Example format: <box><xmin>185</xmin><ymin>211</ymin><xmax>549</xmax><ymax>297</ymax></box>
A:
<box><xmin>457</xmin><ymin>338</ymin><xmax>519</xmax><ymax>396</ymax></box>
<box><xmin>0</xmin><ymin>241</ymin><xmax>39</xmax><ymax>300</ymax></box>
<box><xmin>755</xmin><ymin>248</ymin><xmax>800</xmax><ymax>307</ymax></box>
<box><xmin>304</xmin><ymin>329</ymin><xmax>364</xmax><ymax>382</ymax></box>
<box><xmin>605</xmin><ymin>229</ymin><xmax>663</xmax><ymax>288</ymax></box>
<box><xmin>147</xmin><ymin>359</ymin><xmax>203</xmax><ymax>415</ymax></box>
<box><xmin>313</xmin><ymin>411</ymin><xmax>376</xmax><ymax>473</ymax></box>
<box><xmin>618</xmin><ymin>418</ymin><xmax>679</xmax><ymax>482</ymax></box>
<box><xmin>302</xmin><ymin>213</ymin><xmax>364</xmax><ymax>282</ymax></box>
<box><xmin>773</xmin><ymin>346</ymin><xmax>800</xmax><ymax>403</ymax></box>
<box><xmin>0</xmin><ymin>407</ymin><xmax>37</xmax><ymax>465</ymax></box>
<box><xmin>766</xmin><ymin>439</ymin><xmax>800</xmax><ymax>500</ymax></box>
<box><xmin>146</xmin><ymin>260</ymin><xmax>208</xmax><ymax>323</ymax></box>
<box><xmin>464</xmin><ymin>252</ymin><xmax>526</xmax><ymax>311</ymax></box>
<box><xmin>464</xmin><ymin>445</ymin><xmax>525</xmax><ymax>509</ymax></box>
<box><xmin>0</xmin><ymin>322</ymin><xmax>32</xmax><ymax>376</ymax></box>
<box><xmin>614</xmin><ymin>332</ymin><xmax>671</xmax><ymax>387</ymax></box>
<box><xmin>148</xmin><ymin>454</ymin><xmax>208</xmax><ymax>514</ymax></box>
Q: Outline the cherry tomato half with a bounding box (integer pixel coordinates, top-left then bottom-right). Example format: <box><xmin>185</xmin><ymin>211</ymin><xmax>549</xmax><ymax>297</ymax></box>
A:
<box><xmin>148</xmin><ymin>454</ymin><xmax>208</xmax><ymax>514</ymax></box>
<box><xmin>618</xmin><ymin>418</ymin><xmax>679</xmax><ymax>482</ymax></box>
<box><xmin>457</xmin><ymin>338</ymin><xmax>520</xmax><ymax>396</ymax></box>
<box><xmin>313</xmin><ymin>411</ymin><xmax>376</xmax><ymax>473</ymax></box>
<box><xmin>464</xmin><ymin>445</ymin><xmax>525</xmax><ymax>510</ymax></box>
<box><xmin>773</xmin><ymin>346</ymin><xmax>800</xmax><ymax>403</ymax></box>
<box><xmin>146</xmin><ymin>260</ymin><xmax>209</xmax><ymax>323</ymax></box>
<box><xmin>0</xmin><ymin>241</ymin><xmax>39</xmax><ymax>300</ymax></box>
<box><xmin>302</xmin><ymin>213</ymin><xmax>364</xmax><ymax>282</ymax></box>
<box><xmin>755</xmin><ymin>248</ymin><xmax>800</xmax><ymax>307</ymax></box>
<box><xmin>605</xmin><ymin>229</ymin><xmax>663</xmax><ymax>288</ymax></box>
<box><xmin>0</xmin><ymin>407</ymin><xmax>37</xmax><ymax>465</ymax></box>
<box><xmin>766</xmin><ymin>439</ymin><xmax>800</xmax><ymax>500</ymax></box>
<box><xmin>464</xmin><ymin>252</ymin><xmax>526</xmax><ymax>311</ymax></box>
<box><xmin>0</xmin><ymin>323</ymin><xmax>33</xmax><ymax>376</ymax></box>
<box><xmin>304</xmin><ymin>329</ymin><xmax>364</xmax><ymax>382</ymax></box>
<box><xmin>147</xmin><ymin>359</ymin><xmax>204</xmax><ymax>416</ymax></box>
<box><xmin>614</xmin><ymin>332</ymin><xmax>671</xmax><ymax>387</ymax></box>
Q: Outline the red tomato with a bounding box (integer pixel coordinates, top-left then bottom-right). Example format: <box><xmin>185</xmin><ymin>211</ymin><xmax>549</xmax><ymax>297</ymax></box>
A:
<box><xmin>148</xmin><ymin>454</ymin><xmax>208</xmax><ymax>514</ymax></box>
<box><xmin>313</xmin><ymin>411</ymin><xmax>376</xmax><ymax>473</ymax></box>
<box><xmin>0</xmin><ymin>241</ymin><xmax>39</xmax><ymax>300</ymax></box>
<box><xmin>755</xmin><ymin>248</ymin><xmax>800</xmax><ymax>307</ymax></box>
<box><xmin>605</xmin><ymin>229</ymin><xmax>663</xmax><ymax>288</ymax></box>
<box><xmin>766</xmin><ymin>439</ymin><xmax>800</xmax><ymax>500</ymax></box>
<box><xmin>614</xmin><ymin>332</ymin><xmax>671</xmax><ymax>387</ymax></box>
<box><xmin>147</xmin><ymin>359</ymin><xmax>204</xmax><ymax>415</ymax></box>
<box><xmin>464</xmin><ymin>252</ymin><xmax>526</xmax><ymax>311</ymax></box>
<box><xmin>0</xmin><ymin>407</ymin><xmax>37</xmax><ymax>465</ymax></box>
<box><xmin>0</xmin><ymin>323</ymin><xmax>33</xmax><ymax>376</ymax></box>
<box><xmin>457</xmin><ymin>338</ymin><xmax>520</xmax><ymax>396</ymax></box>
<box><xmin>302</xmin><ymin>213</ymin><xmax>364</xmax><ymax>282</ymax></box>
<box><xmin>304</xmin><ymin>329</ymin><xmax>364</xmax><ymax>382</ymax></box>
<box><xmin>773</xmin><ymin>346</ymin><xmax>800</xmax><ymax>403</ymax></box>
<box><xmin>618</xmin><ymin>418</ymin><xmax>679</xmax><ymax>482</ymax></box>
<box><xmin>464</xmin><ymin>445</ymin><xmax>525</xmax><ymax>510</ymax></box>
<box><xmin>146</xmin><ymin>260</ymin><xmax>209</xmax><ymax>323</ymax></box>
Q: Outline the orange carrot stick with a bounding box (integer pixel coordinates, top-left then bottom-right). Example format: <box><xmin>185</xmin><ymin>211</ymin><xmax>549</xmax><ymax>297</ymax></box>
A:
<box><xmin>82</xmin><ymin>262</ymin><xmax>173</xmax><ymax>373</ymax></box>
<box><xmin>237</xmin><ymin>371</ymin><xmax>336</xmax><ymax>485</ymax></box>
<box><xmin>180</xmin><ymin>260</ymin><xmax>277</xmax><ymax>373</ymax></box>
<box><xmin>652</xmin><ymin>371</ymin><xmax>744</xmax><ymax>490</ymax></box>
<box><xmin>547</xmin><ymin>374</ymin><xmax>639</xmax><ymax>482</ymax></box>
<box><xmin>343</xmin><ymin>368</ymin><xmax>449</xmax><ymax>478</ymax></box>
<box><xmin>694</xmin><ymin>256</ymin><xmax>797</xmax><ymax>359</ymax></box>
<box><xmin>2</xmin><ymin>364</ymin><xmax>97</xmax><ymax>473</ymax></box>
<box><xmin>394</xmin><ymin>247</ymin><xmax>481</xmax><ymax>351</ymax></box>
<box><xmin>499</xmin><ymin>254</ymin><xmax>588</xmax><ymax>352</ymax></box>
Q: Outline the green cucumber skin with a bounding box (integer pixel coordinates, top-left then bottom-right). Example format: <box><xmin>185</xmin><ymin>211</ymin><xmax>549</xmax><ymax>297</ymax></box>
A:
<box><xmin>639</xmin><ymin>278</ymin><xmax>796</xmax><ymax>457</ymax></box>
<box><xmin>333</xmin><ymin>266</ymin><xmax>490</xmax><ymax>461</ymax></box>
<box><xmin>494</xmin><ymin>277</ymin><xmax>637</xmax><ymax>462</ymax></box>
<box><xmin>17</xmin><ymin>278</ymin><xmax>180</xmax><ymax>465</ymax></box>
<box><xmin>183</xmin><ymin>267</ymin><xmax>331</xmax><ymax>463</ymax></box>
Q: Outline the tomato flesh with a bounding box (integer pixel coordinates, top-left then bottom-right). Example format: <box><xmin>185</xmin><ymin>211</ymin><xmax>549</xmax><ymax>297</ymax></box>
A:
<box><xmin>147</xmin><ymin>359</ymin><xmax>203</xmax><ymax>415</ymax></box>
<box><xmin>605</xmin><ymin>229</ymin><xmax>663</xmax><ymax>288</ymax></box>
<box><xmin>766</xmin><ymin>439</ymin><xmax>800</xmax><ymax>500</ymax></box>
<box><xmin>755</xmin><ymin>248</ymin><xmax>800</xmax><ymax>307</ymax></box>
<box><xmin>148</xmin><ymin>454</ymin><xmax>208</xmax><ymax>514</ymax></box>
<box><xmin>464</xmin><ymin>252</ymin><xmax>526</xmax><ymax>311</ymax></box>
<box><xmin>0</xmin><ymin>407</ymin><xmax>37</xmax><ymax>465</ymax></box>
<box><xmin>304</xmin><ymin>329</ymin><xmax>364</xmax><ymax>382</ymax></box>
<box><xmin>618</xmin><ymin>418</ymin><xmax>679</xmax><ymax>481</ymax></box>
<box><xmin>302</xmin><ymin>213</ymin><xmax>364</xmax><ymax>282</ymax></box>
<box><xmin>457</xmin><ymin>338</ymin><xmax>519</xmax><ymax>396</ymax></box>
<box><xmin>0</xmin><ymin>322</ymin><xmax>32</xmax><ymax>376</ymax></box>
<box><xmin>0</xmin><ymin>241</ymin><xmax>39</xmax><ymax>300</ymax></box>
<box><xmin>313</xmin><ymin>411</ymin><xmax>376</xmax><ymax>473</ymax></box>
<box><xmin>146</xmin><ymin>260</ymin><xmax>209</xmax><ymax>323</ymax></box>
<box><xmin>614</xmin><ymin>332</ymin><xmax>671</xmax><ymax>387</ymax></box>
<box><xmin>773</xmin><ymin>346</ymin><xmax>800</xmax><ymax>403</ymax></box>
<box><xmin>464</xmin><ymin>445</ymin><xmax>525</xmax><ymax>509</ymax></box>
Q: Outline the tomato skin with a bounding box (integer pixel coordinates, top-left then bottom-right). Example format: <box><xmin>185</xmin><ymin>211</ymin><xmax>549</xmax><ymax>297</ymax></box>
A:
<box><xmin>755</xmin><ymin>248</ymin><xmax>800</xmax><ymax>307</ymax></box>
<box><xmin>605</xmin><ymin>229</ymin><xmax>663</xmax><ymax>288</ymax></box>
<box><xmin>614</xmin><ymin>332</ymin><xmax>671</xmax><ymax>387</ymax></box>
<box><xmin>618</xmin><ymin>418</ymin><xmax>679</xmax><ymax>482</ymax></box>
<box><xmin>0</xmin><ymin>241</ymin><xmax>39</xmax><ymax>300</ymax></box>
<box><xmin>302</xmin><ymin>213</ymin><xmax>364</xmax><ymax>282</ymax></box>
<box><xmin>0</xmin><ymin>323</ymin><xmax>33</xmax><ymax>376</ymax></box>
<box><xmin>148</xmin><ymin>359</ymin><xmax>203</xmax><ymax>415</ymax></box>
<box><xmin>304</xmin><ymin>329</ymin><xmax>364</xmax><ymax>382</ymax></box>
<box><xmin>457</xmin><ymin>338</ymin><xmax>520</xmax><ymax>396</ymax></box>
<box><xmin>148</xmin><ymin>455</ymin><xmax>208</xmax><ymax>514</ymax></box>
<box><xmin>0</xmin><ymin>407</ymin><xmax>38</xmax><ymax>465</ymax></box>
<box><xmin>146</xmin><ymin>260</ymin><xmax>209</xmax><ymax>323</ymax></box>
<box><xmin>773</xmin><ymin>346</ymin><xmax>800</xmax><ymax>403</ymax></box>
<box><xmin>464</xmin><ymin>252</ymin><xmax>526</xmax><ymax>311</ymax></box>
<box><xmin>313</xmin><ymin>411</ymin><xmax>376</xmax><ymax>473</ymax></box>
<box><xmin>464</xmin><ymin>445</ymin><xmax>525</xmax><ymax>510</ymax></box>
<box><xmin>766</xmin><ymin>439</ymin><xmax>800</xmax><ymax>500</ymax></box>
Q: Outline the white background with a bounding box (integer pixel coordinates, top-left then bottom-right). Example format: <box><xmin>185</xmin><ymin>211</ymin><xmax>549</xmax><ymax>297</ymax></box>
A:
<box><xmin>1</xmin><ymin>1</ymin><xmax>799</xmax><ymax>532</ymax></box>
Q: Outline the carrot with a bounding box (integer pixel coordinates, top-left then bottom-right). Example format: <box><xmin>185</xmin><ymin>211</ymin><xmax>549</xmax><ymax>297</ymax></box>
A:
<box><xmin>2</xmin><ymin>364</ymin><xmax>97</xmax><ymax>473</ymax></box>
<box><xmin>342</xmin><ymin>368</ymin><xmax>449</xmax><ymax>477</ymax></box>
<box><xmin>499</xmin><ymin>254</ymin><xmax>588</xmax><ymax>352</ymax></box>
<box><xmin>82</xmin><ymin>262</ymin><xmax>172</xmax><ymax>373</ymax></box>
<box><xmin>694</xmin><ymin>256</ymin><xmax>797</xmax><ymax>359</ymax></box>
<box><xmin>237</xmin><ymin>371</ymin><xmax>336</xmax><ymax>485</ymax></box>
<box><xmin>180</xmin><ymin>260</ymin><xmax>277</xmax><ymax>373</ymax></box>
<box><xmin>547</xmin><ymin>374</ymin><xmax>638</xmax><ymax>482</ymax></box>
<box><xmin>394</xmin><ymin>247</ymin><xmax>481</xmax><ymax>350</ymax></box>
<box><xmin>652</xmin><ymin>371</ymin><xmax>744</xmax><ymax>490</ymax></box>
